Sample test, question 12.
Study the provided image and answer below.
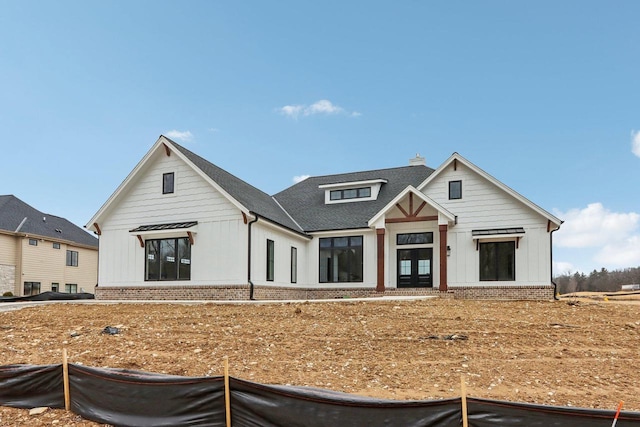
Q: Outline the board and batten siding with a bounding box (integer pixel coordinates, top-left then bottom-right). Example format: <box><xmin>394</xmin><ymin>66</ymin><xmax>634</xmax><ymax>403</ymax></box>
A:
<box><xmin>249</xmin><ymin>221</ymin><xmax>308</xmax><ymax>286</ymax></box>
<box><xmin>98</xmin><ymin>149</ymin><xmax>248</xmax><ymax>287</ymax></box>
<box><xmin>423</xmin><ymin>161</ymin><xmax>553</xmax><ymax>286</ymax></box>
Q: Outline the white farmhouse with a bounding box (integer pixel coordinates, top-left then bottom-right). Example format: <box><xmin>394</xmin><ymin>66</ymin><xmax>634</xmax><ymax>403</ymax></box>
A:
<box><xmin>86</xmin><ymin>136</ymin><xmax>562</xmax><ymax>300</ymax></box>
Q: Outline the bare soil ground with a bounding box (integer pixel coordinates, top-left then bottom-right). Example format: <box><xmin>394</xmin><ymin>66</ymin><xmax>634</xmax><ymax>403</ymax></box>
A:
<box><xmin>1</xmin><ymin>298</ymin><xmax>639</xmax><ymax>426</ymax></box>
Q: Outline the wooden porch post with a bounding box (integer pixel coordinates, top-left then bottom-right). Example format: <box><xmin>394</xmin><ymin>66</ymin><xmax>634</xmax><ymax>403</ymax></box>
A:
<box><xmin>376</xmin><ymin>228</ymin><xmax>385</xmax><ymax>292</ymax></box>
<box><xmin>439</xmin><ymin>224</ymin><xmax>448</xmax><ymax>292</ymax></box>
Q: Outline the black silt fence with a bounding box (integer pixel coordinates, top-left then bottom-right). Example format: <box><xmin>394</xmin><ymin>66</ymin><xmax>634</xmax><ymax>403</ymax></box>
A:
<box><xmin>2</xmin><ymin>363</ymin><xmax>640</xmax><ymax>426</ymax></box>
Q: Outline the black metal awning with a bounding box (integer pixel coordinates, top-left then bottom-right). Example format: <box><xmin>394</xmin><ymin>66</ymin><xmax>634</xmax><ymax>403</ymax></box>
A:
<box><xmin>472</xmin><ymin>227</ymin><xmax>525</xmax><ymax>237</ymax></box>
<box><xmin>129</xmin><ymin>221</ymin><xmax>198</xmax><ymax>233</ymax></box>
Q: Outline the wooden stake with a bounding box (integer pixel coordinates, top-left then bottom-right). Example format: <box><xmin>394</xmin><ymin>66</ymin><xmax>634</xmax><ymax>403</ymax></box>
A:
<box><xmin>461</xmin><ymin>375</ymin><xmax>468</xmax><ymax>427</ymax></box>
<box><xmin>224</xmin><ymin>356</ymin><xmax>231</xmax><ymax>427</ymax></box>
<box><xmin>62</xmin><ymin>348</ymin><xmax>70</xmax><ymax>411</ymax></box>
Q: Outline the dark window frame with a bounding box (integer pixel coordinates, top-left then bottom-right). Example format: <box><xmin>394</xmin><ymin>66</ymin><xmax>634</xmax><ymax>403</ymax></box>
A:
<box><xmin>53</xmin><ymin>242</ymin><xmax>61</xmax><ymax>249</ymax></box>
<box><xmin>449</xmin><ymin>180</ymin><xmax>462</xmax><ymax>200</ymax></box>
<box><xmin>51</xmin><ymin>282</ymin><xmax>59</xmax><ymax>292</ymax></box>
<box><xmin>266</xmin><ymin>239</ymin><xmax>275</xmax><ymax>281</ymax></box>
<box><xmin>329</xmin><ymin>187</ymin><xmax>372</xmax><ymax>201</ymax></box>
<box><xmin>291</xmin><ymin>246</ymin><xmax>297</xmax><ymax>283</ymax></box>
<box><xmin>23</xmin><ymin>281</ymin><xmax>41</xmax><ymax>296</ymax></box>
<box><xmin>319</xmin><ymin>236</ymin><xmax>363</xmax><ymax>283</ymax></box>
<box><xmin>479</xmin><ymin>241</ymin><xmax>516</xmax><ymax>281</ymax></box>
<box><xmin>29</xmin><ymin>239</ymin><xmax>38</xmax><ymax>246</ymax></box>
<box><xmin>163</xmin><ymin>172</ymin><xmax>175</xmax><ymax>194</ymax></box>
<box><xmin>66</xmin><ymin>250</ymin><xmax>79</xmax><ymax>267</ymax></box>
<box><xmin>65</xmin><ymin>283</ymin><xmax>78</xmax><ymax>293</ymax></box>
<box><xmin>145</xmin><ymin>237</ymin><xmax>191</xmax><ymax>281</ymax></box>
<box><xmin>396</xmin><ymin>232</ymin><xmax>434</xmax><ymax>245</ymax></box>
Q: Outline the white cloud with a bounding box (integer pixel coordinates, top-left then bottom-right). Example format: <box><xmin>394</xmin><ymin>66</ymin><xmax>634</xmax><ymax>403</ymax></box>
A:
<box><xmin>165</xmin><ymin>130</ymin><xmax>194</xmax><ymax>142</ymax></box>
<box><xmin>597</xmin><ymin>235</ymin><xmax>640</xmax><ymax>267</ymax></box>
<box><xmin>553</xmin><ymin>261</ymin><xmax>575</xmax><ymax>275</ymax></box>
<box><xmin>293</xmin><ymin>174</ymin><xmax>310</xmax><ymax>183</ymax></box>
<box><xmin>554</xmin><ymin>203</ymin><xmax>640</xmax><ymax>269</ymax></box>
<box><xmin>632</xmin><ymin>130</ymin><xmax>640</xmax><ymax>158</ymax></box>
<box><xmin>278</xmin><ymin>99</ymin><xmax>360</xmax><ymax>119</ymax></box>
<box><xmin>307</xmin><ymin>99</ymin><xmax>344</xmax><ymax>115</ymax></box>
<box><xmin>279</xmin><ymin>105</ymin><xmax>305</xmax><ymax>118</ymax></box>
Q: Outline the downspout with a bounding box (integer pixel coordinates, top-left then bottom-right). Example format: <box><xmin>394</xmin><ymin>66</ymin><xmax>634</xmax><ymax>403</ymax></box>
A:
<box><xmin>550</xmin><ymin>224</ymin><xmax>562</xmax><ymax>300</ymax></box>
<box><xmin>247</xmin><ymin>213</ymin><xmax>259</xmax><ymax>300</ymax></box>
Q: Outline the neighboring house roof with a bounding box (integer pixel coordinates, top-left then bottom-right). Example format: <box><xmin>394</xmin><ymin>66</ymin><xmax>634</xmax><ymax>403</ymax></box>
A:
<box><xmin>0</xmin><ymin>195</ymin><xmax>98</xmax><ymax>248</ymax></box>
<box><xmin>274</xmin><ymin>165</ymin><xmax>435</xmax><ymax>232</ymax></box>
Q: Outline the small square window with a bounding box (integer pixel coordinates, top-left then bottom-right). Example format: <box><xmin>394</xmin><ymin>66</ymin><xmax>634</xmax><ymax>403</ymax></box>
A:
<box><xmin>449</xmin><ymin>180</ymin><xmax>462</xmax><ymax>200</ymax></box>
<box><xmin>163</xmin><ymin>172</ymin><xmax>175</xmax><ymax>194</ymax></box>
<box><xmin>53</xmin><ymin>242</ymin><xmax>61</xmax><ymax>249</ymax></box>
<box><xmin>29</xmin><ymin>239</ymin><xmax>38</xmax><ymax>246</ymax></box>
<box><xmin>51</xmin><ymin>283</ymin><xmax>59</xmax><ymax>292</ymax></box>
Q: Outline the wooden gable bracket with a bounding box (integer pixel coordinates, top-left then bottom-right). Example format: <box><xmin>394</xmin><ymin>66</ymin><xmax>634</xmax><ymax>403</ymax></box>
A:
<box><xmin>163</xmin><ymin>143</ymin><xmax>171</xmax><ymax>157</ymax></box>
<box><xmin>388</xmin><ymin>192</ymin><xmax>435</xmax><ymax>224</ymax></box>
<box><xmin>547</xmin><ymin>220</ymin><xmax>551</xmax><ymax>233</ymax></box>
<box><xmin>137</xmin><ymin>235</ymin><xmax>144</xmax><ymax>248</ymax></box>
<box><xmin>187</xmin><ymin>231</ymin><xmax>194</xmax><ymax>245</ymax></box>
<box><xmin>93</xmin><ymin>222</ymin><xmax>102</xmax><ymax>236</ymax></box>
<box><xmin>453</xmin><ymin>159</ymin><xmax>457</xmax><ymax>171</ymax></box>
<box><xmin>242</xmin><ymin>212</ymin><xmax>248</xmax><ymax>225</ymax></box>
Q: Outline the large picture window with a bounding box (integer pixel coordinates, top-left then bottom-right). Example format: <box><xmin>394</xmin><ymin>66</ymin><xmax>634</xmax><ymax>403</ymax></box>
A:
<box><xmin>319</xmin><ymin>236</ymin><xmax>363</xmax><ymax>283</ymax></box>
<box><xmin>479</xmin><ymin>241</ymin><xmax>515</xmax><ymax>281</ymax></box>
<box><xmin>145</xmin><ymin>237</ymin><xmax>191</xmax><ymax>281</ymax></box>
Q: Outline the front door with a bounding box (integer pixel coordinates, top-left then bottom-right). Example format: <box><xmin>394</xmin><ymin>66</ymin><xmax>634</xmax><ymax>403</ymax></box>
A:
<box><xmin>397</xmin><ymin>248</ymin><xmax>433</xmax><ymax>288</ymax></box>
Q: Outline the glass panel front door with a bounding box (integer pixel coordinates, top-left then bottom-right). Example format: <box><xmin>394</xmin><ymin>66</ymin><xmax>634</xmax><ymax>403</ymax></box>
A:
<box><xmin>397</xmin><ymin>248</ymin><xmax>433</xmax><ymax>288</ymax></box>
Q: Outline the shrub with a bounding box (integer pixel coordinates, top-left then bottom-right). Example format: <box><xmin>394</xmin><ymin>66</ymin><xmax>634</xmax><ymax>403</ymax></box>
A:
<box><xmin>2</xmin><ymin>291</ymin><xmax>13</xmax><ymax>297</ymax></box>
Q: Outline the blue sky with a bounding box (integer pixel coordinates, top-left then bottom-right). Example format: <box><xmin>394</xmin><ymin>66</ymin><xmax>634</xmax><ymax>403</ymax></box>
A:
<box><xmin>1</xmin><ymin>1</ymin><xmax>639</xmax><ymax>275</ymax></box>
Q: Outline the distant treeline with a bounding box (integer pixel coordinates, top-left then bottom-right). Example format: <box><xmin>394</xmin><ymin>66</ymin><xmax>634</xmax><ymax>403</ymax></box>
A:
<box><xmin>554</xmin><ymin>266</ymin><xmax>640</xmax><ymax>294</ymax></box>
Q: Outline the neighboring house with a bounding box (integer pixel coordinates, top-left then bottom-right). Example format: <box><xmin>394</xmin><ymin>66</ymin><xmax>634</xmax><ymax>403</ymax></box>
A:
<box><xmin>86</xmin><ymin>136</ymin><xmax>562</xmax><ymax>301</ymax></box>
<box><xmin>0</xmin><ymin>195</ymin><xmax>98</xmax><ymax>296</ymax></box>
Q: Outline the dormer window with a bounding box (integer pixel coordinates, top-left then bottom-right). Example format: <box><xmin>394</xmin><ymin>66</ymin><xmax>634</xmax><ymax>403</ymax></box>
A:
<box><xmin>320</xmin><ymin>179</ymin><xmax>387</xmax><ymax>204</ymax></box>
<box><xmin>330</xmin><ymin>187</ymin><xmax>371</xmax><ymax>201</ymax></box>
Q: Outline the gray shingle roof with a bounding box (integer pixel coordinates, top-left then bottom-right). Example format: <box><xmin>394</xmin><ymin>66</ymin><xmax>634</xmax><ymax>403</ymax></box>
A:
<box><xmin>274</xmin><ymin>166</ymin><xmax>435</xmax><ymax>232</ymax></box>
<box><xmin>169</xmin><ymin>140</ymin><xmax>303</xmax><ymax>233</ymax></box>
<box><xmin>166</xmin><ymin>138</ymin><xmax>434</xmax><ymax>234</ymax></box>
<box><xmin>0</xmin><ymin>195</ymin><xmax>98</xmax><ymax>247</ymax></box>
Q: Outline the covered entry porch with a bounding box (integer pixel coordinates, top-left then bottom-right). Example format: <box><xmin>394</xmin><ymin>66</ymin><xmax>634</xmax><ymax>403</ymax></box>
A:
<box><xmin>368</xmin><ymin>187</ymin><xmax>456</xmax><ymax>293</ymax></box>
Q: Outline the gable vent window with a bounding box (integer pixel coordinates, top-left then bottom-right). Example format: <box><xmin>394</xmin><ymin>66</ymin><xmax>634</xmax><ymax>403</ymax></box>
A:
<box><xmin>330</xmin><ymin>187</ymin><xmax>371</xmax><ymax>201</ymax></box>
<box><xmin>449</xmin><ymin>180</ymin><xmax>462</xmax><ymax>200</ymax></box>
<box><xmin>163</xmin><ymin>172</ymin><xmax>175</xmax><ymax>194</ymax></box>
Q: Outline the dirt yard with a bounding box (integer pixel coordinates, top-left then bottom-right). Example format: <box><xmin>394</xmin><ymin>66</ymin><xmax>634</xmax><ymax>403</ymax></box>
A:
<box><xmin>1</xmin><ymin>298</ymin><xmax>639</xmax><ymax>426</ymax></box>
